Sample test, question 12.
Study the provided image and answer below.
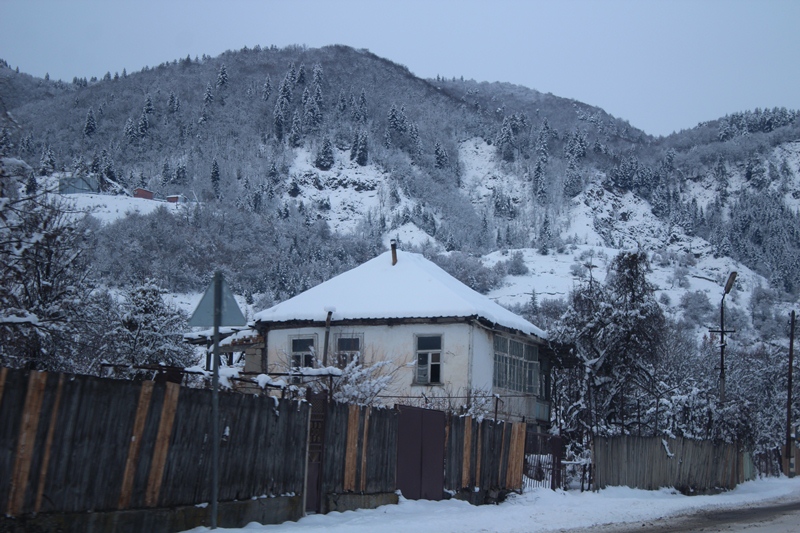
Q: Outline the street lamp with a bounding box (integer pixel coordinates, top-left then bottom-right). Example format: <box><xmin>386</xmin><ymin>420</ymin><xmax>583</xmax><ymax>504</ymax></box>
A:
<box><xmin>717</xmin><ymin>272</ymin><xmax>737</xmax><ymax>405</ymax></box>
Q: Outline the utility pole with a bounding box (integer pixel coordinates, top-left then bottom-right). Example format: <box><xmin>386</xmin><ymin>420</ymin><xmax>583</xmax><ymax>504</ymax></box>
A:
<box><xmin>786</xmin><ymin>310</ymin><xmax>796</xmax><ymax>477</ymax></box>
<box><xmin>188</xmin><ymin>272</ymin><xmax>246</xmax><ymax>529</ymax></box>
<box><xmin>709</xmin><ymin>272</ymin><xmax>737</xmax><ymax>406</ymax></box>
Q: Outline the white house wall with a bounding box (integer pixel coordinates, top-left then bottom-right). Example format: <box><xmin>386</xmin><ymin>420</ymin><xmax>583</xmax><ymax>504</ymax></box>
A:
<box><xmin>246</xmin><ymin>321</ymin><xmax>545</xmax><ymax>423</ymax></box>
<box><xmin>469</xmin><ymin>326</ymin><xmax>494</xmax><ymax>392</ymax></box>
<box><xmin>253</xmin><ymin>322</ymin><xmax>483</xmax><ymax>401</ymax></box>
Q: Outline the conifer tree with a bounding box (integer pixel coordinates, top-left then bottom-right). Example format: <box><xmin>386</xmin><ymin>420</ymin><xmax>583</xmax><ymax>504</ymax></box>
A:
<box><xmin>288</xmin><ymin>111</ymin><xmax>303</xmax><ymax>148</ymax></box>
<box><xmin>25</xmin><ymin>173</ymin><xmax>37</xmax><ymax>195</ymax></box>
<box><xmin>143</xmin><ymin>93</ymin><xmax>154</xmax><ymax>115</ymax></box>
<box><xmin>273</xmin><ymin>98</ymin><xmax>287</xmax><ymax>141</ymax></box>
<box><xmin>39</xmin><ymin>146</ymin><xmax>55</xmax><ymax>175</ymax></box>
<box><xmin>83</xmin><ymin>107</ymin><xmax>97</xmax><ymax>137</ymax></box>
<box><xmin>268</xmin><ymin>161</ymin><xmax>279</xmax><ymax>186</ymax></box>
<box><xmin>216</xmin><ymin>63</ymin><xmax>228</xmax><ymax>88</ymax></box>
<box><xmin>115</xmin><ymin>281</ymin><xmax>194</xmax><ymax>367</ymax></box>
<box><xmin>355</xmin><ymin>131</ymin><xmax>369</xmax><ymax>166</ymax></box>
<box><xmin>315</xmin><ymin>137</ymin><xmax>334</xmax><ymax>170</ymax></box>
<box><xmin>137</xmin><ymin>109</ymin><xmax>149</xmax><ymax>138</ymax></box>
<box><xmin>262</xmin><ymin>74</ymin><xmax>272</xmax><ymax>102</ymax></box>
<box><xmin>167</xmin><ymin>91</ymin><xmax>180</xmax><ymax>113</ymax></box>
<box><xmin>434</xmin><ymin>141</ymin><xmax>449</xmax><ymax>169</ymax></box>
<box><xmin>278</xmin><ymin>75</ymin><xmax>293</xmax><ymax>103</ymax></box>
<box><xmin>409</xmin><ymin>122</ymin><xmax>422</xmax><ymax>160</ymax></box>
<box><xmin>203</xmin><ymin>82</ymin><xmax>214</xmax><ymax>105</ymax></box>
<box><xmin>210</xmin><ymin>158</ymin><xmax>221</xmax><ymax>199</ymax></box>
<box><xmin>353</xmin><ymin>89</ymin><xmax>368</xmax><ymax>124</ymax></box>
<box><xmin>286</xmin><ymin>62</ymin><xmax>297</xmax><ymax>85</ymax></box>
<box><xmin>124</xmin><ymin>118</ymin><xmax>137</xmax><ymax>143</ymax></box>
<box><xmin>303</xmin><ymin>98</ymin><xmax>321</xmax><ymax>132</ymax></box>
<box><xmin>161</xmin><ymin>161</ymin><xmax>171</xmax><ymax>186</ymax></box>
<box><xmin>174</xmin><ymin>162</ymin><xmax>187</xmax><ymax>185</ymax></box>
<box><xmin>312</xmin><ymin>63</ymin><xmax>323</xmax><ymax>86</ymax></box>
<box><xmin>496</xmin><ymin>117</ymin><xmax>515</xmax><ymax>162</ymax></box>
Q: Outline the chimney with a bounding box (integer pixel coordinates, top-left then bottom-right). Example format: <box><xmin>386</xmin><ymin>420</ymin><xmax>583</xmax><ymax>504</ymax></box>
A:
<box><xmin>390</xmin><ymin>239</ymin><xmax>398</xmax><ymax>265</ymax></box>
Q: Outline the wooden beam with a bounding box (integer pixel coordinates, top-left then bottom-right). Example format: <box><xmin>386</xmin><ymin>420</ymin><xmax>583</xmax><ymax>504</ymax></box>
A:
<box><xmin>7</xmin><ymin>371</ymin><xmax>48</xmax><ymax>517</ymax></box>
<box><xmin>34</xmin><ymin>374</ymin><xmax>65</xmax><ymax>513</ymax></box>
<box><xmin>343</xmin><ymin>404</ymin><xmax>360</xmax><ymax>491</ymax></box>
<box><xmin>475</xmin><ymin>423</ymin><xmax>482</xmax><ymax>488</ymax></box>
<box><xmin>461</xmin><ymin>417</ymin><xmax>472</xmax><ymax>489</ymax></box>
<box><xmin>118</xmin><ymin>381</ymin><xmax>154</xmax><ymax>509</ymax></box>
<box><xmin>505</xmin><ymin>423</ymin><xmax>526</xmax><ymax>490</ymax></box>
<box><xmin>359</xmin><ymin>407</ymin><xmax>370</xmax><ymax>492</ymax></box>
<box><xmin>145</xmin><ymin>382</ymin><xmax>180</xmax><ymax>507</ymax></box>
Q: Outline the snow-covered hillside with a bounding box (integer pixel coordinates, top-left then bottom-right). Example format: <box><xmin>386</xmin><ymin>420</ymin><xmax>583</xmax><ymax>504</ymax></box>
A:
<box><xmin>50</xmin><ymin>137</ymin><xmax>786</xmax><ymax>342</ymax></box>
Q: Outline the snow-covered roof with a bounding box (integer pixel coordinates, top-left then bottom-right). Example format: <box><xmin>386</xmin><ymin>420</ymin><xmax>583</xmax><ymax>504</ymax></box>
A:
<box><xmin>253</xmin><ymin>250</ymin><xmax>547</xmax><ymax>340</ymax></box>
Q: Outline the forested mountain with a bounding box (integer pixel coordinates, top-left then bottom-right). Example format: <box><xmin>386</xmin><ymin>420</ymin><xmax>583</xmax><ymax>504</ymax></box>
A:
<box><xmin>2</xmin><ymin>45</ymin><xmax>798</xmax><ymax>295</ymax></box>
<box><xmin>2</xmin><ymin>45</ymin><xmax>800</xmax><ymax>460</ymax></box>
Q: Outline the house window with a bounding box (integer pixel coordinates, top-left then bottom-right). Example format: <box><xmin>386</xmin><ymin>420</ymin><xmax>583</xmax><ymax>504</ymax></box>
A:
<box><xmin>290</xmin><ymin>336</ymin><xmax>316</xmax><ymax>370</ymax></box>
<box><xmin>415</xmin><ymin>335</ymin><xmax>442</xmax><ymax>385</ymax></box>
<box><xmin>333</xmin><ymin>334</ymin><xmax>362</xmax><ymax>369</ymax></box>
<box><xmin>493</xmin><ymin>334</ymin><xmax>539</xmax><ymax>395</ymax></box>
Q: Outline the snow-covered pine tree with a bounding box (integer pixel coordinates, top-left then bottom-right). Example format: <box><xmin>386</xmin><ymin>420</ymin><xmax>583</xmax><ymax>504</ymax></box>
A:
<box><xmin>315</xmin><ymin>137</ymin><xmax>334</xmax><ymax>170</ymax></box>
<box><xmin>83</xmin><ymin>107</ymin><xmax>96</xmax><ymax>137</ymax></box>
<box><xmin>261</xmin><ymin>74</ymin><xmax>272</xmax><ymax>102</ymax></box>
<box><xmin>216</xmin><ymin>63</ymin><xmax>228</xmax><ymax>88</ymax></box>
<box><xmin>114</xmin><ymin>280</ymin><xmax>195</xmax><ymax>368</ymax></box>
<box><xmin>203</xmin><ymin>82</ymin><xmax>214</xmax><ymax>105</ymax></box>
<box><xmin>211</xmin><ymin>157</ymin><xmax>220</xmax><ymax>198</ymax></box>
<box><xmin>288</xmin><ymin>111</ymin><xmax>303</xmax><ymax>148</ymax></box>
<box><xmin>434</xmin><ymin>141</ymin><xmax>449</xmax><ymax>169</ymax></box>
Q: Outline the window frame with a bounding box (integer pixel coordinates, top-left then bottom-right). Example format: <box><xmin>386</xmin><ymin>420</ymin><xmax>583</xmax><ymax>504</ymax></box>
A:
<box><xmin>414</xmin><ymin>334</ymin><xmax>443</xmax><ymax>385</ymax></box>
<box><xmin>332</xmin><ymin>333</ymin><xmax>364</xmax><ymax>369</ymax></box>
<box><xmin>493</xmin><ymin>333</ymin><xmax>539</xmax><ymax>395</ymax></box>
<box><xmin>289</xmin><ymin>334</ymin><xmax>318</xmax><ymax>371</ymax></box>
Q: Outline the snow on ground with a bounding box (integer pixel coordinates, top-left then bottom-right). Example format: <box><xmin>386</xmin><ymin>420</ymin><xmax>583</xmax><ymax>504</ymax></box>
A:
<box><xmin>383</xmin><ymin>223</ymin><xmax>441</xmax><ymax>250</ymax></box>
<box><xmin>458</xmin><ymin>138</ymin><xmax>527</xmax><ymax>210</ymax></box>
<box><xmin>61</xmin><ymin>192</ymin><xmax>186</xmax><ymax>224</ymax></box>
<box><xmin>181</xmin><ymin>477</ymin><xmax>800</xmax><ymax>533</ymax></box>
<box><xmin>288</xmin><ymin>147</ymin><xmax>390</xmax><ymax>234</ymax></box>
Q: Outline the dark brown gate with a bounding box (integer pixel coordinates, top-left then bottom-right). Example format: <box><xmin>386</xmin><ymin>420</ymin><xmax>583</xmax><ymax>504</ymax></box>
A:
<box><xmin>305</xmin><ymin>393</ymin><xmax>328</xmax><ymax>513</ymax></box>
<box><xmin>396</xmin><ymin>405</ymin><xmax>445</xmax><ymax>500</ymax></box>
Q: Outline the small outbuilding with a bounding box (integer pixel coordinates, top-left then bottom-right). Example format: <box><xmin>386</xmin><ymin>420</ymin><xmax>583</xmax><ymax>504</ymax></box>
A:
<box><xmin>133</xmin><ymin>187</ymin><xmax>154</xmax><ymax>200</ymax></box>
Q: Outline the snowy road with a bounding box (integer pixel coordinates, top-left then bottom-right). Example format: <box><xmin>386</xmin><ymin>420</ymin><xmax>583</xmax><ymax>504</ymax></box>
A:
<box><xmin>182</xmin><ymin>477</ymin><xmax>800</xmax><ymax>533</ymax></box>
<box><xmin>581</xmin><ymin>498</ymin><xmax>800</xmax><ymax>532</ymax></box>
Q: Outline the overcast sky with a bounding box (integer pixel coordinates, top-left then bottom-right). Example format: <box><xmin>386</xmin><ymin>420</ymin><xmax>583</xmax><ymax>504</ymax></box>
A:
<box><xmin>1</xmin><ymin>0</ymin><xmax>798</xmax><ymax>137</ymax></box>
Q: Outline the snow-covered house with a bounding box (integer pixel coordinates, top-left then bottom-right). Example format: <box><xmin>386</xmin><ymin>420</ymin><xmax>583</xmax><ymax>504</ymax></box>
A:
<box><xmin>248</xmin><ymin>244</ymin><xmax>559</xmax><ymax>428</ymax></box>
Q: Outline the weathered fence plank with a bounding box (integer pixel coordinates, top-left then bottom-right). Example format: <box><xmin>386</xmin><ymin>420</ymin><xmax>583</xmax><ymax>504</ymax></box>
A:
<box><xmin>119</xmin><ymin>380</ymin><xmax>154</xmax><ymax>509</ymax></box>
<box><xmin>145</xmin><ymin>381</ymin><xmax>180</xmax><ymax>507</ymax></box>
<box><xmin>0</xmin><ymin>368</ymin><xmax>310</xmax><ymax>519</ymax></box>
<box><xmin>343</xmin><ymin>404</ymin><xmax>360</xmax><ymax>491</ymax></box>
<box><xmin>593</xmin><ymin>436</ymin><xmax>755</xmax><ymax>492</ymax></box>
<box><xmin>7</xmin><ymin>370</ymin><xmax>48</xmax><ymax>516</ymax></box>
<box><xmin>34</xmin><ymin>373</ymin><xmax>64</xmax><ymax>513</ymax></box>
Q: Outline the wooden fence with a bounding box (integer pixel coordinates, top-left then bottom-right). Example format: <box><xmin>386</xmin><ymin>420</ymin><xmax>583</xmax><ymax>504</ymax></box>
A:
<box><xmin>444</xmin><ymin>416</ymin><xmax>528</xmax><ymax>496</ymax></box>
<box><xmin>322</xmin><ymin>402</ymin><xmax>398</xmax><ymax>497</ymax></box>
<box><xmin>0</xmin><ymin>366</ymin><xmax>552</xmax><ymax>524</ymax></box>
<box><xmin>593</xmin><ymin>435</ymin><xmax>756</xmax><ymax>492</ymax></box>
<box><xmin>0</xmin><ymin>367</ymin><xmax>309</xmax><ymax>518</ymax></box>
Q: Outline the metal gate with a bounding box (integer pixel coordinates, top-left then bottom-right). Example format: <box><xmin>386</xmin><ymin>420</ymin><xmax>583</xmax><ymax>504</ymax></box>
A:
<box><xmin>523</xmin><ymin>429</ymin><xmax>564</xmax><ymax>490</ymax></box>
<box><xmin>396</xmin><ymin>405</ymin><xmax>445</xmax><ymax>500</ymax></box>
